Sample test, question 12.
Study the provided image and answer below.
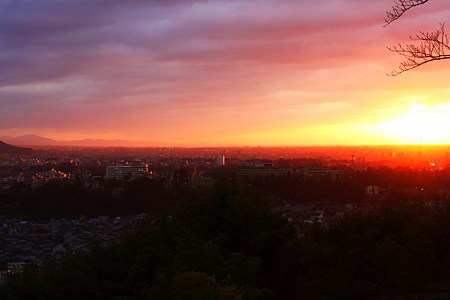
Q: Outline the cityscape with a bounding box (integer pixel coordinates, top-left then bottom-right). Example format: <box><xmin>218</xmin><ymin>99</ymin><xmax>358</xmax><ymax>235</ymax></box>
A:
<box><xmin>2</xmin><ymin>0</ymin><xmax>450</xmax><ymax>298</ymax></box>
<box><xmin>1</xmin><ymin>141</ymin><xmax>450</xmax><ymax>298</ymax></box>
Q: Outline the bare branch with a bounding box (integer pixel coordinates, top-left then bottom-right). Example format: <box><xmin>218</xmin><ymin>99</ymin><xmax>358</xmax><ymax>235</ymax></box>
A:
<box><xmin>387</xmin><ymin>23</ymin><xmax>450</xmax><ymax>76</ymax></box>
<box><xmin>384</xmin><ymin>0</ymin><xmax>429</xmax><ymax>26</ymax></box>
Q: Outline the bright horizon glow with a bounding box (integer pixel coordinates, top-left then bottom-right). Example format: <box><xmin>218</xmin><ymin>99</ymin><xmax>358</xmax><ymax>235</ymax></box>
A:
<box><xmin>374</xmin><ymin>103</ymin><xmax>450</xmax><ymax>145</ymax></box>
<box><xmin>3</xmin><ymin>100</ymin><xmax>450</xmax><ymax>147</ymax></box>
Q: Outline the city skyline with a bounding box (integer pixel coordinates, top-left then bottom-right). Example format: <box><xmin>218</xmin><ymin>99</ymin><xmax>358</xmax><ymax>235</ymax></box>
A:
<box><xmin>1</xmin><ymin>0</ymin><xmax>450</xmax><ymax>146</ymax></box>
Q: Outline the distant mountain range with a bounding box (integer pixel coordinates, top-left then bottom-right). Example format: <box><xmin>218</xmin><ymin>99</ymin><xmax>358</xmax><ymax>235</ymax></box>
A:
<box><xmin>0</xmin><ymin>141</ymin><xmax>33</xmax><ymax>154</ymax></box>
<box><xmin>0</xmin><ymin>134</ymin><xmax>174</xmax><ymax>147</ymax></box>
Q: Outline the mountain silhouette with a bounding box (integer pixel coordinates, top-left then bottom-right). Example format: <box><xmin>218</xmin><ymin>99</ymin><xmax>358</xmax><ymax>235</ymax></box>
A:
<box><xmin>0</xmin><ymin>141</ymin><xmax>33</xmax><ymax>154</ymax></box>
<box><xmin>0</xmin><ymin>134</ymin><xmax>177</xmax><ymax>147</ymax></box>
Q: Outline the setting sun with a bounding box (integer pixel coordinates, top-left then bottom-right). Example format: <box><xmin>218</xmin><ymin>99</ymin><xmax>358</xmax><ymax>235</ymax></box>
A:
<box><xmin>375</xmin><ymin>103</ymin><xmax>450</xmax><ymax>144</ymax></box>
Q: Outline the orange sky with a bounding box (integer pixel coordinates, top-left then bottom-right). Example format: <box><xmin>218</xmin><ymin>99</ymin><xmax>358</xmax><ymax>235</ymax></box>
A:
<box><xmin>1</xmin><ymin>0</ymin><xmax>450</xmax><ymax>146</ymax></box>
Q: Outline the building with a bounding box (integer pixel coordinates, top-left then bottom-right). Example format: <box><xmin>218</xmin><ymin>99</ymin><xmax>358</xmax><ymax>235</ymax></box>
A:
<box><xmin>216</xmin><ymin>155</ymin><xmax>225</xmax><ymax>166</ymax></box>
<box><xmin>106</xmin><ymin>165</ymin><xmax>149</xmax><ymax>180</ymax></box>
<box><xmin>7</xmin><ymin>262</ymin><xmax>27</xmax><ymax>275</ymax></box>
<box><xmin>299</xmin><ymin>167</ymin><xmax>344</xmax><ymax>182</ymax></box>
<box><xmin>236</xmin><ymin>166</ymin><xmax>292</xmax><ymax>178</ymax></box>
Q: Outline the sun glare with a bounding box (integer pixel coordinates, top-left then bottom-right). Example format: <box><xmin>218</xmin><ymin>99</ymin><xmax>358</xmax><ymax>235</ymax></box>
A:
<box><xmin>375</xmin><ymin>103</ymin><xmax>450</xmax><ymax>144</ymax></box>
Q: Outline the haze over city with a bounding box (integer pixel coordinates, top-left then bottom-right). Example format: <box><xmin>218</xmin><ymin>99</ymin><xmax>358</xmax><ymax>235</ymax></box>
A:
<box><xmin>2</xmin><ymin>0</ymin><xmax>450</xmax><ymax>146</ymax></box>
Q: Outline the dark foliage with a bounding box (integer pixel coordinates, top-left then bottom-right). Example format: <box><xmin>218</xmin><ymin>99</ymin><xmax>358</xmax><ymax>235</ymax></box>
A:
<box><xmin>2</xmin><ymin>179</ymin><xmax>450</xmax><ymax>299</ymax></box>
<box><xmin>0</xmin><ymin>177</ymin><xmax>178</xmax><ymax>219</ymax></box>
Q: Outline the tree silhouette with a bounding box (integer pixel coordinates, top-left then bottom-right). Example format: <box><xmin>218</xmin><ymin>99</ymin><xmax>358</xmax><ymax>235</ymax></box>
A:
<box><xmin>384</xmin><ymin>0</ymin><xmax>429</xmax><ymax>26</ymax></box>
<box><xmin>385</xmin><ymin>0</ymin><xmax>450</xmax><ymax>76</ymax></box>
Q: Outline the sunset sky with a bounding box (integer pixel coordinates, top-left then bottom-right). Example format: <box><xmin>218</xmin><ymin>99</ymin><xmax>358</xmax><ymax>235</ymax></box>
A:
<box><xmin>1</xmin><ymin>0</ymin><xmax>450</xmax><ymax>146</ymax></box>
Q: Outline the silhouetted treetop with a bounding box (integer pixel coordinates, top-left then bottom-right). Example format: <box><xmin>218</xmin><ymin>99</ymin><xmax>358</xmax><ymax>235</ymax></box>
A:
<box><xmin>384</xmin><ymin>0</ymin><xmax>450</xmax><ymax>76</ymax></box>
<box><xmin>387</xmin><ymin>23</ymin><xmax>450</xmax><ymax>76</ymax></box>
<box><xmin>384</xmin><ymin>0</ymin><xmax>429</xmax><ymax>26</ymax></box>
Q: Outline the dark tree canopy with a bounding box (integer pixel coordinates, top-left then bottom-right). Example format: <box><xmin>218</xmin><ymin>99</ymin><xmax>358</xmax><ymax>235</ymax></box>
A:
<box><xmin>385</xmin><ymin>0</ymin><xmax>450</xmax><ymax>76</ymax></box>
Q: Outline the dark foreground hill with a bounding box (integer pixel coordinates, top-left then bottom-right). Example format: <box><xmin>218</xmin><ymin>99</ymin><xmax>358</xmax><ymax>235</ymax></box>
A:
<box><xmin>0</xmin><ymin>140</ymin><xmax>33</xmax><ymax>154</ymax></box>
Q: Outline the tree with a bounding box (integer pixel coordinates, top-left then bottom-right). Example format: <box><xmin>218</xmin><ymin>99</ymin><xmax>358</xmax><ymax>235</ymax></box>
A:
<box><xmin>384</xmin><ymin>0</ymin><xmax>429</xmax><ymax>26</ymax></box>
<box><xmin>385</xmin><ymin>0</ymin><xmax>450</xmax><ymax>76</ymax></box>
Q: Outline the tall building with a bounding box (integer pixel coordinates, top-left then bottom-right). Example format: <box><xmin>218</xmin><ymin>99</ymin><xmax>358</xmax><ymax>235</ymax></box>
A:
<box><xmin>216</xmin><ymin>155</ymin><xmax>225</xmax><ymax>166</ymax></box>
<box><xmin>106</xmin><ymin>164</ymin><xmax>148</xmax><ymax>180</ymax></box>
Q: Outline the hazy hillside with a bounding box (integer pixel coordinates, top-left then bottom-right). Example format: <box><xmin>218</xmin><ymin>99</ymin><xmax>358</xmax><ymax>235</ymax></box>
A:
<box><xmin>0</xmin><ymin>134</ymin><xmax>175</xmax><ymax>147</ymax></box>
<box><xmin>0</xmin><ymin>141</ymin><xmax>33</xmax><ymax>154</ymax></box>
